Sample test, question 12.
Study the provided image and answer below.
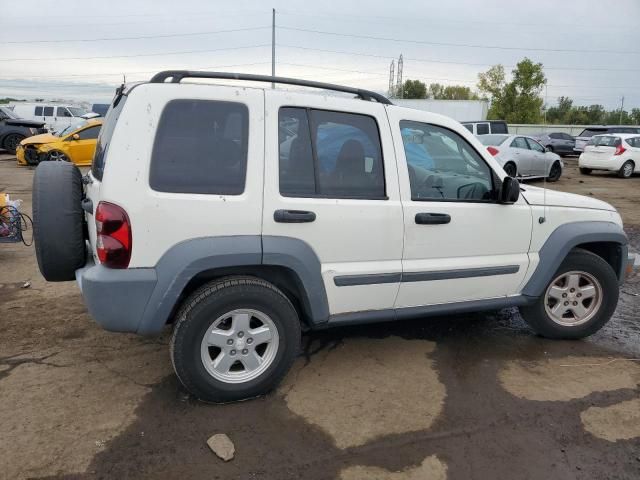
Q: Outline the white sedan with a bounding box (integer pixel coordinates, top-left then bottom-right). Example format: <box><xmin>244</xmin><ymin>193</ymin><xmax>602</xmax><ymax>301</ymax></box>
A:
<box><xmin>579</xmin><ymin>134</ymin><xmax>640</xmax><ymax>178</ymax></box>
<box><xmin>477</xmin><ymin>134</ymin><xmax>563</xmax><ymax>181</ymax></box>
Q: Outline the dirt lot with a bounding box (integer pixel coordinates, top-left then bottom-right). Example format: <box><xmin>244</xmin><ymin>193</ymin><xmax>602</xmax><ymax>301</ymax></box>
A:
<box><xmin>1</xmin><ymin>154</ymin><xmax>639</xmax><ymax>480</ymax></box>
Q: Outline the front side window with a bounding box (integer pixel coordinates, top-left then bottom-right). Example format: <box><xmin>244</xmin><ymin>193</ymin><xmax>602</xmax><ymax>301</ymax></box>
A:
<box><xmin>43</xmin><ymin>106</ymin><xmax>54</xmax><ymax>116</ymax></box>
<box><xmin>511</xmin><ymin>137</ymin><xmax>529</xmax><ymax>150</ymax></box>
<box><xmin>278</xmin><ymin>108</ymin><xmax>385</xmax><ymax>199</ymax></box>
<box><xmin>526</xmin><ymin>138</ymin><xmax>545</xmax><ymax>153</ymax></box>
<box><xmin>57</xmin><ymin>107</ymin><xmax>71</xmax><ymax>117</ymax></box>
<box><xmin>150</xmin><ymin>99</ymin><xmax>248</xmax><ymax>195</ymax></box>
<box><xmin>549</xmin><ymin>133</ymin><xmax>561</xmax><ymax>139</ymax></box>
<box><xmin>400</xmin><ymin>121</ymin><xmax>494</xmax><ymax>202</ymax></box>
<box><xmin>76</xmin><ymin>125</ymin><xmax>101</xmax><ymax>140</ymax></box>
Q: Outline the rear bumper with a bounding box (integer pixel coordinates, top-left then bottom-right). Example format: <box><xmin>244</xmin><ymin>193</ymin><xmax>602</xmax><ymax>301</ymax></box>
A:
<box><xmin>76</xmin><ymin>258</ymin><xmax>157</xmax><ymax>333</ymax></box>
<box><xmin>579</xmin><ymin>155</ymin><xmax>622</xmax><ymax>171</ymax></box>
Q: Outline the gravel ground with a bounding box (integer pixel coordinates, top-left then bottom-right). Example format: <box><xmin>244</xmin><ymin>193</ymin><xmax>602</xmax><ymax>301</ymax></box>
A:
<box><xmin>1</xmin><ymin>154</ymin><xmax>639</xmax><ymax>480</ymax></box>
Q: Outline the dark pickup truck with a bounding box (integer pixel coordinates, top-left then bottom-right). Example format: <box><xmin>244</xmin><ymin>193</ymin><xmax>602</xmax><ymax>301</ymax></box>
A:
<box><xmin>0</xmin><ymin>106</ymin><xmax>47</xmax><ymax>154</ymax></box>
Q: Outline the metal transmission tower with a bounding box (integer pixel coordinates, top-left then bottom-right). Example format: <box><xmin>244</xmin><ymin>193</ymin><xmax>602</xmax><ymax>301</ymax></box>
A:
<box><xmin>396</xmin><ymin>54</ymin><xmax>403</xmax><ymax>99</ymax></box>
<box><xmin>388</xmin><ymin>60</ymin><xmax>395</xmax><ymax>98</ymax></box>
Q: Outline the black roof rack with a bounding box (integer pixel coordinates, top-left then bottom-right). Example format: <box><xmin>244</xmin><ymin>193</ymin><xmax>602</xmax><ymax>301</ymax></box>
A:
<box><xmin>149</xmin><ymin>70</ymin><xmax>393</xmax><ymax>105</ymax></box>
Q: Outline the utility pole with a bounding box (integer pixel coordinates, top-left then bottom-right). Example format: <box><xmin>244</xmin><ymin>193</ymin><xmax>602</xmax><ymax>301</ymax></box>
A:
<box><xmin>396</xmin><ymin>54</ymin><xmax>403</xmax><ymax>99</ymax></box>
<box><xmin>388</xmin><ymin>60</ymin><xmax>395</xmax><ymax>98</ymax></box>
<box><xmin>271</xmin><ymin>8</ymin><xmax>276</xmax><ymax>88</ymax></box>
<box><xmin>619</xmin><ymin>95</ymin><xmax>625</xmax><ymax>124</ymax></box>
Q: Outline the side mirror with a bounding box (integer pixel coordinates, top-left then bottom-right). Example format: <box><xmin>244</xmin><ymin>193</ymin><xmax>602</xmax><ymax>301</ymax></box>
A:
<box><xmin>499</xmin><ymin>176</ymin><xmax>520</xmax><ymax>204</ymax></box>
<box><xmin>72</xmin><ymin>133</ymin><xmax>80</xmax><ymax>140</ymax></box>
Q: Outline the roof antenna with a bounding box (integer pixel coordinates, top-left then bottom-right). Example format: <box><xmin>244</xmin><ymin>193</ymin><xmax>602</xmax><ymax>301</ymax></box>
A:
<box><xmin>539</xmin><ymin>83</ymin><xmax>548</xmax><ymax>225</ymax></box>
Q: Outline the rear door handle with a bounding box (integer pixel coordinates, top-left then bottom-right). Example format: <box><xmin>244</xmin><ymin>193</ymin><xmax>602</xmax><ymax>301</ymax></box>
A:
<box><xmin>274</xmin><ymin>209</ymin><xmax>316</xmax><ymax>223</ymax></box>
<box><xmin>415</xmin><ymin>213</ymin><xmax>451</xmax><ymax>225</ymax></box>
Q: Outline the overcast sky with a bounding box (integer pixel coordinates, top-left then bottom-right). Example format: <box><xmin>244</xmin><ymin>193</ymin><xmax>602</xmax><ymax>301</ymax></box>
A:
<box><xmin>1</xmin><ymin>0</ymin><xmax>639</xmax><ymax>110</ymax></box>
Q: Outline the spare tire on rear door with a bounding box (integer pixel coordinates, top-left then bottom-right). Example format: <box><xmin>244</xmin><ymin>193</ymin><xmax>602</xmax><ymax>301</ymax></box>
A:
<box><xmin>33</xmin><ymin>161</ymin><xmax>86</xmax><ymax>281</ymax></box>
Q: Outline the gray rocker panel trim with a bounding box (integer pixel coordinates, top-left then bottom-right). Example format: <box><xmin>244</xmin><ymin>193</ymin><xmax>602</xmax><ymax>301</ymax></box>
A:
<box><xmin>324</xmin><ymin>295</ymin><xmax>533</xmax><ymax>327</ymax></box>
<box><xmin>522</xmin><ymin>221</ymin><xmax>628</xmax><ymax>298</ymax></box>
<box><xmin>333</xmin><ymin>265</ymin><xmax>519</xmax><ymax>287</ymax></box>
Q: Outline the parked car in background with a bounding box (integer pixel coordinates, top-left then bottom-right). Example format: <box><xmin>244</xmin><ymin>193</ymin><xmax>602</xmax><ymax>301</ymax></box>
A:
<box><xmin>531</xmin><ymin>132</ymin><xmax>576</xmax><ymax>155</ymax></box>
<box><xmin>16</xmin><ymin>118</ymin><xmax>102</xmax><ymax>166</ymax></box>
<box><xmin>478</xmin><ymin>134</ymin><xmax>563</xmax><ymax>181</ymax></box>
<box><xmin>11</xmin><ymin>103</ymin><xmax>89</xmax><ymax>132</ymax></box>
<box><xmin>461</xmin><ymin>120</ymin><xmax>508</xmax><ymax>136</ymax></box>
<box><xmin>573</xmin><ymin>126</ymin><xmax>640</xmax><ymax>153</ymax></box>
<box><xmin>0</xmin><ymin>106</ymin><xmax>47</xmax><ymax>154</ymax></box>
<box><xmin>91</xmin><ymin>104</ymin><xmax>110</xmax><ymax>116</ymax></box>
<box><xmin>578</xmin><ymin>134</ymin><xmax>640</xmax><ymax>178</ymax></box>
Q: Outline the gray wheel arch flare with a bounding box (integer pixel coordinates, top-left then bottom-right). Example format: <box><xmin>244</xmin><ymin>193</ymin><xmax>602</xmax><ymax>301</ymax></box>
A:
<box><xmin>136</xmin><ymin>235</ymin><xmax>329</xmax><ymax>335</ymax></box>
<box><xmin>522</xmin><ymin>221</ymin><xmax>628</xmax><ymax>299</ymax></box>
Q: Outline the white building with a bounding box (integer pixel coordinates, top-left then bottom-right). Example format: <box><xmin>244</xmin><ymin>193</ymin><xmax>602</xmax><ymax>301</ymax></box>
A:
<box><xmin>392</xmin><ymin>99</ymin><xmax>488</xmax><ymax>122</ymax></box>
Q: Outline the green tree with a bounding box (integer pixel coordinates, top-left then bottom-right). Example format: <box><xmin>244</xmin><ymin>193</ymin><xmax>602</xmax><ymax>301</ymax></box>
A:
<box><xmin>401</xmin><ymin>79</ymin><xmax>427</xmax><ymax>99</ymax></box>
<box><xmin>429</xmin><ymin>83</ymin><xmax>479</xmax><ymax>100</ymax></box>
<box><xmin>631</xmin><ymin>108</ymin><xmax>640</xmax><ymax>125</ymax></box>
<box><xmin>477</xmin><ymin>58</ymin><xmax>546</xmax><ymax>123</ymax></box>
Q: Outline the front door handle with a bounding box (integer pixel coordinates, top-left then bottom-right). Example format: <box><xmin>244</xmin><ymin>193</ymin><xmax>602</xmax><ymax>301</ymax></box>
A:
<box><xmin>415</xmin><ymin>213</ymin><xmax>451</xmax><ymax>225</ymax></box>
<box><xmin>274</xmin><ymin>209</ymin><xmax>316</xmax><ymax>223</ymax></box>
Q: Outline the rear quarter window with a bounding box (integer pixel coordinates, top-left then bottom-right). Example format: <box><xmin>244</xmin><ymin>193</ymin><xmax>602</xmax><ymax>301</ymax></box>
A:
<box><xmin>149</xmin><ymin>99</ymin><xmax>249</xmax><ymax>195</ymax></box>
<box><xmin>92</xmin><ymin>96</ymin><xmax>127</xmax><ymax>181</ymax></box>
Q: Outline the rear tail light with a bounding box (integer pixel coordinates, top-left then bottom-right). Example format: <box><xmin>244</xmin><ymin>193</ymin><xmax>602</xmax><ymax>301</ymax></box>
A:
<box><xmin>487</xmin><ymin>146</ymin><xmax>500</xmax><ymax>156</ymax></box>
<box><xmin>95</xmin><ymin>201</ymin><xmax>131</xmax><ymax>268</ymax></box>
<box><xmin>614</xmin><ymin>145</ymin><xmax>626</xmax><ymax>156</ymax></box>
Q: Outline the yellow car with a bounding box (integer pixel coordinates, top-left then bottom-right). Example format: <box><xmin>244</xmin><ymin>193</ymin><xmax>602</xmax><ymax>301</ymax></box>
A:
<box><xmin>16</xmin><ymin>118</ymin><xmax>103</xmax><ymax>166</ymax></box>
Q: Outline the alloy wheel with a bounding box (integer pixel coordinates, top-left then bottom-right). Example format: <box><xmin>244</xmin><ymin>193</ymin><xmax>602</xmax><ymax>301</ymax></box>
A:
<box><xmin>544</xmin><ymin>270</ymin><xmax>603</xmax><ymax>326</ymax></box>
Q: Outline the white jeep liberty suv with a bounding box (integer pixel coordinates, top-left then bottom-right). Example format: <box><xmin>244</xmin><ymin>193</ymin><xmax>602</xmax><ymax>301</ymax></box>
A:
<box><xmin>32</xmin><ymin>71</ymin><xmax>633</xmax><ymax>402</ymax></box>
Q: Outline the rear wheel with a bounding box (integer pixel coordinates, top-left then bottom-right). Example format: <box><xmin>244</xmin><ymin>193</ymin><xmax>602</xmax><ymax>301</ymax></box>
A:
<box><xmin>547</xmin><ymin>161</ymin><xmax>562</xmax><ymax>182</ymax></box>
<box><xmin>520</xmin><ymin>249</ymin><xmax>619</xmax><ymax>339</ymax></box>
<box><xmin>579</xmin><ymin>167</ymin><xmax>592</xmax><ymax>175</ymax></box>
<box><xmin>3</xmin><ymin>133</ymin><xmax>25</xmax><ymax>155</ymax></box>
<box><xmin>503</xmin><ymin>162</ymin><xmax>517</xmax><ymax>177</ymax></box>
<box><xmin>171</xmin><ymin>277</ymin><xmax>301</xmax><ymax>403</ymax></box>
<box><xmin>618</xmin><ymin>160</ymin><xmax>634</xmax><ymax>179</ymax></box>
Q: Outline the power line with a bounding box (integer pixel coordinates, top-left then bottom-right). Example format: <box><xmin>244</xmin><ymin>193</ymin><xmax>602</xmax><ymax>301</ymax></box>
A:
<box><xmin>1</xmin><ymin>26</ymin><xmax>270</xmax><ymax>44</ymax></box>
<box><xmin>0</xmin><ymin>44</ymin><xmax>270</xmax><ymax>62</ymax></box>
<box><xmin>278</xmin><ymin>26</ymin><xmax>640</xmax><ymax>55</ymax></box>
<box><xmin>279</xmin><ymin>44</ymin><xmax>640</xmax><ymax>72</ymax></box>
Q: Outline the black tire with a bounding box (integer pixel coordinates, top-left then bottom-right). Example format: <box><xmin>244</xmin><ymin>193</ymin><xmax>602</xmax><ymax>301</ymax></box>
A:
<box><xmin>32</xmin><ymin>161</ymin><xmax>86</xmax><ymax>281</ymax></box>
<box><xmin>170</xmin><ymin>276</ymin><xmax>301</xmax><ymax>403</ymax></box>
<box><xmin>547</xmin><ymin>161</ymin><xmax>562</xmax><ymax>182</ymax></box>
<box><xmin>618</xmin><ymin>160</ymin><xmax>634</xmax><ymax>179</ymax></box>
<box><xmin>503</xmin><ymin>162</ymin><xmax>517</xmax><ymax>177</ymax></box>
<box><xmin>3</xmin><ymin>133</ymin><xmax>25</xmax><ymax>155</ymax></box>
<box><xmin>579</xmin><ymin>167</ymin><xmax>592</xmax><ymax>175</ymax></box>
<box><xmin>520</xmin><ymin>249</ymin><xmax>619</xmax><ymax>339</ymax></box>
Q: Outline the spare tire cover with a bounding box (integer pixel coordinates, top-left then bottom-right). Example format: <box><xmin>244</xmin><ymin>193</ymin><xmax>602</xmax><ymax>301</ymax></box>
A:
<box><xmin>33</xmin><ymin>162</ymin><xmax>86</xmax><ymax>281</ymax></box>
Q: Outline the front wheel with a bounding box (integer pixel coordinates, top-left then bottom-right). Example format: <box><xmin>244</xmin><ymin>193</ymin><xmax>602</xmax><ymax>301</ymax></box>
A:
<box><xmin>170</xmin><ymin>277</ymin><xmax>301</xmax><ymax>403</ymax></box>
<box><xmin>579</xmin><ymin>167</ymin><xmax>592</xmax><ymax>175</ymax></box>
<box><xmin>520</xmin><ymin>249</ymin><xmax>619</xmax><ymax>339</ymax></box>
<box><xmin>547</xmin><ymin>161</ymin><xmax>562</xmax><ymax>182</ymax></box>
<box><xmin>3</xmin><ymin>133</ymin><xmax>25</xmax><ymax>155</ymax></box>
<box><xmin>47</xmin><ymin>150</ymin><xmax>69</xmax><ymax>162</ymax></box>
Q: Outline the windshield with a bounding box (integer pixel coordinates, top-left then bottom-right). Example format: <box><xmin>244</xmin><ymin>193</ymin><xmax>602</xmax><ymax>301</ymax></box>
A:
<box><xmin>478</xmin><ymin>134</ymin><xmax>508</xmax><ymax>146</ymax></box>
<box><xmin>0</xmin><ymin>106</ymin><xmax>19</xmax><ymax>119</ymax></box>
<box><xmin>587</xmin><ymin>136</ymin><xmax>621</xmax><ymax>147</ymax></box>
<box><xmin>54</xmin><ymin>119</ymin><xmax>88</xmax><ymax>137</ymax></box>
<box><xmin>68</xmin><ymin>107</ymin><xmax>87</xmax><ymax>117</ymax></box>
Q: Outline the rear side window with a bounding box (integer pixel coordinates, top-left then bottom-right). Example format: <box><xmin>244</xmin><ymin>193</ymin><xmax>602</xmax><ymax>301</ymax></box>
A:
<box><xmin>35</xmin><ymin>106</ymin><xmax>43</xmax><ymax>116</ymax></box>
<box><xmin>92</xmin><ymin>95</ymin><xmax>127</xmax><ymax>181</ymax></box>
<box><xmin>476</xmin><ymin>123</ymin><xmax>489</xmax><ymax>135</ymax></box>
<box><xmin>150</xmin><ymin>99</ymin><xmax>248</xmax><ymax>195</ymax></box>
<box><xmin>43</xmin><ymin>106</ymin><xmax>54</xmax><ymax>116</ymax></box>
<box><xmin>490</xmin><ymin>122</ymin><xmax>508</xmax><ymax>134</ymax></box>
<box><xmin>278</xmin><ymin>107</ymin><xmax>385</xmax><ymax>199</ymax></box>
<box><xmin>549</xmin><ymin>133</ymin><xmax>561</xmax><ymax>139</ymax></box>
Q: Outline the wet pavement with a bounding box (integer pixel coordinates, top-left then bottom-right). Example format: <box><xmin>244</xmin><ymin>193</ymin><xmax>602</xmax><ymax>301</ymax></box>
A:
<box><xmin>1</xmin><ymin>154</ymin><xmax>639</xmax><ymax>479</ymax></box>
